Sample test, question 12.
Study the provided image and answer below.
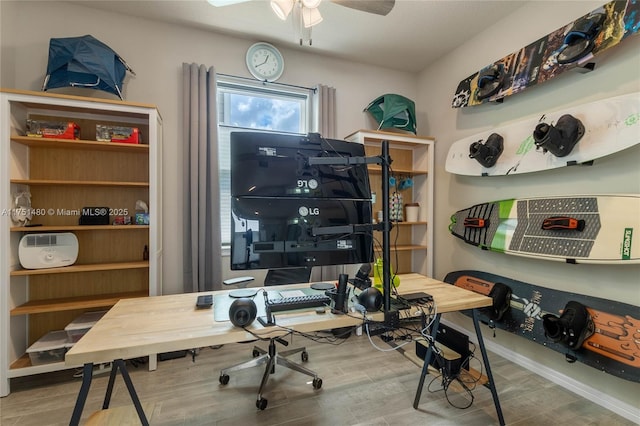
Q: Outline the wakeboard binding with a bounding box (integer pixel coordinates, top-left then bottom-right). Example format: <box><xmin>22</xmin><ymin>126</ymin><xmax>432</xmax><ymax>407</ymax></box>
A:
<box><xmin>533</xmin><ymin>114</ymin><xmax>585</xmax><ymax>157</ymax></box>
<box><xmin>475</xmin><ymin>63</ymin><xmax>509</xmax><ymax>101</ymax></box>
<box><xmin>543</xmin><ymin>300</ymin><xmax>595</xmax><ymax>351</ymax></box>
<box><xmin>469</xmin><ymin>133</ymin><xmax>504</xmax><ymax>168</ymax></box>
<box><xmin>557</xmin><ymin>13</ymin><xmax>605</xmax><ymax>65</ymax></box>
<box><xmin>485</xmin><ymin>282</ymin><xmax>512</xmax><ymax>322</ymax></box>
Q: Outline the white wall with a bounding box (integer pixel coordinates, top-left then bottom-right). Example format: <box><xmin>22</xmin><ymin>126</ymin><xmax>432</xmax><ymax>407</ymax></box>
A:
<box><xmin>417</xmin><ymin>0</ymin><xmax>640</xmax><ymax>413</ymax></box>
<box><xmin>2</xmin><ymin>0</ymin><xmax>639</xmax><ymax>415</ymax></box>
<box><xmin>0</xmin><ymin>1</ymin><xmax>418</xmax><ymax>293</ymax></box>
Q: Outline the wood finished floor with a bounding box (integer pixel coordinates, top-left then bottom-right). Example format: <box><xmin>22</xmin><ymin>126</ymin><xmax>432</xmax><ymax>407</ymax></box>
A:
<box><xmin>0</xmin><ymin>332</ymin><xmax>635</xmax><ymax>426</ymax></box>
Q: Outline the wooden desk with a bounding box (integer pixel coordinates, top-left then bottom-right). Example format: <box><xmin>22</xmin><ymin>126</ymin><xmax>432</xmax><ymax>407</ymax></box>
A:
<box><xmin>65</xmin><ymin>274</ymin><xmax>504</xmax><ymax>425</ymax></box>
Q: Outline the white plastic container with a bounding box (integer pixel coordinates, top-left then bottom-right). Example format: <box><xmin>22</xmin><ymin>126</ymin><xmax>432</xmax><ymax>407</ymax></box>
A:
<box><xmin>26</xmin><ymin>330</ymin><xmax>73</xmax><ymax>365</ymax></box>
<box><xmin>64</xmin><ymin>310</ymin><xmax>108</xmax><ymax>343</ymax></box>
<box><xmin>405</xmin><ymin>203</ymin><xmax>420</xmax><ymax>222</ymax></box>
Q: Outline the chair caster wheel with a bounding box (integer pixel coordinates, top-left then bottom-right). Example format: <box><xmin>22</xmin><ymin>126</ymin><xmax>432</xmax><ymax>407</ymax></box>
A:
<box><xmin>312</xmin><ymin>377</ymin><xmax>322</xmax><ymax>389</ymax></box>
<box><xmin>219</xmin><ymin>374</ymin><xmax>229</xmax><ymax>385</ymax></box>
<box><xmin>256</xmin><ymin>397</ymin><xmax>268</xmax><ymax>410</ymax></box>
<box><xmin>252</xmin><ymin>349</ymin><xmax>261</xmax><ymax>358</ymax></box>
<box><xmin>301</xmin><ymin>351</ymin><xmax>309</xmax><ymax>362</ymax></box>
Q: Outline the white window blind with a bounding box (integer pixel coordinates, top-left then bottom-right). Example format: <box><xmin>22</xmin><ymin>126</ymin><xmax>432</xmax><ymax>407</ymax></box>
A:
<box><xmin>217</xmin><ymin>76</ymin><xmax>313</xmax><ymax>245</ymax></box>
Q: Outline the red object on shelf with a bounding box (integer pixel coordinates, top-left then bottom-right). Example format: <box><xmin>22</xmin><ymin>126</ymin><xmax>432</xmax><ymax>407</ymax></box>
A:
<box><xmin>26</xmin><ymin>120</ymin><xmax>80</xmax><ymax>140</ymax></box>
<box><xmin>96</xmin><ymin>125</ymin><xmax>141</xmax><ymax>144</ymax></box>
<box><xmin>111</xmin><ymin>127</ymin><xmax>140</xmax><ymax>144</ymax></box>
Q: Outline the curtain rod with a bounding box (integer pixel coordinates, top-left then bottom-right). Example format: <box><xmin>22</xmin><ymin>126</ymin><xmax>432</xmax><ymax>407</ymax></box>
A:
<box><xmin>216</xmin><ymin>73</ymin><xmax>316</xmax><ymax>92</ymax></box>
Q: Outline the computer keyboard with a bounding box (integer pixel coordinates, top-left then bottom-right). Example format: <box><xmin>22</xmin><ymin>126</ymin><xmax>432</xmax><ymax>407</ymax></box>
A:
<box><xmin>267</xmin><ymin>294</ymin><xmax>332</xmax><ymax>313</ymax></box>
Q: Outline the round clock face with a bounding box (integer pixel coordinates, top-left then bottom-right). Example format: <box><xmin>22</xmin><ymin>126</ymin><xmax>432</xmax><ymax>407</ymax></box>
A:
<box><xmin>246</xmin><ymin>42</ymin><xmax>284</xmax><ymax>82</ymax></box>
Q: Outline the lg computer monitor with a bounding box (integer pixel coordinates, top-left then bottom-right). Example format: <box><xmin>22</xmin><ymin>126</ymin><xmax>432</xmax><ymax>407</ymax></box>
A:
<box><xmin>231</xmin><ymin>131</ymin><xmax>371</xmax><ymax>200</ymax></box>
<box><xmin>229</xmin><ymin>131</ymin><xmax>373</xmax><ymax>271</ymax></box>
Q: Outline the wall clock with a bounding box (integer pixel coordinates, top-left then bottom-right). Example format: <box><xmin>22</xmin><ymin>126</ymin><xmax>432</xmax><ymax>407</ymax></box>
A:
<box><xmin>246</xmin><ymin>42</ymin><xmax>284</xmax><ymax>82</ymax></box>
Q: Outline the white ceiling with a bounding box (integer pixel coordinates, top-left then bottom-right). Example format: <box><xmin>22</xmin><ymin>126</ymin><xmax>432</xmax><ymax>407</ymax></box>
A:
<box><xmin>74</xmin><ymin>0</ymin><xmax>526</xmax><ymax>73</ymax></box>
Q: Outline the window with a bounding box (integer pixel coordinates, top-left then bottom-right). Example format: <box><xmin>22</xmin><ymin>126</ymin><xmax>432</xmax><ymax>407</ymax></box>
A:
<box><xmin>217</xmin><ymin>76</ymin><xmax>313</xmax><ymax>246</ymax></box>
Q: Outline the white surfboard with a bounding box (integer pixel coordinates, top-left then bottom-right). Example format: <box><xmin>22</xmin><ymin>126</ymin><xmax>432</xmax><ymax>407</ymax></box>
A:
<box><xmin>446</xmin><ymin>92</ymin><xmax>640</xmax><ymax>176</ymax></box>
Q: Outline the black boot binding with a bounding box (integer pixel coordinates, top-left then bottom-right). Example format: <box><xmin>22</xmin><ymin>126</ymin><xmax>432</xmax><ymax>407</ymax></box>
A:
<box><xmin>543</xmin><ymin>300</ymin><xmax>595</xmax><ymax>350</ymax></box>
<box><xmin>557</xmin><ymin>13</ymin><xmax>605</xmax><ymax>65</ymax></box>
<box><xmin>476</xmin><ymin>63</ymin><xmax>508</xmax><ymax>101</ymax></box>
<box><xmin>533</xmin><ymin>114</ymin><xmax>585</xmax><ymax>157</ymax></box>
<box><xmin>483</xmin><ymin>282</ymin><xmax>511</xmax><ymax>322</ymax></box>
<box><xmin>469</xmin><ymin>133</ymin><xmax>504</xmax><ymax>168</ymax></box>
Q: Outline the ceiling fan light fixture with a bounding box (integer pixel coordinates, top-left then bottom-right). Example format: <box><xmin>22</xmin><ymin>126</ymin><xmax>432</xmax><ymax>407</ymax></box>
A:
<box><xmin>270</xmin><ymin>0</ymin><xmax>294</xmax><ymax>20</ymax></box>
<box><xmin>301</xmin><ymin>0</ymin><xmax>322</xmax><ymax>8</ymax></box>
<box><xmin>302</xmin><ymin>6</ymin><xmax>323</xmax><ymax>28</ymax></box>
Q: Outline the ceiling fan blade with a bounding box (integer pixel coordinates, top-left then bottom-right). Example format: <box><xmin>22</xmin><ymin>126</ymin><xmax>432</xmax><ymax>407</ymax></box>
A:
<box><xmin>331</xmin><ymin>0</ymin><xmax>395</xmax><ymax>16</ymax></box>
<box><xmin>206</xmin><ymin>0</ymin><xmax>250</xmax><ymax>7</ymax></box>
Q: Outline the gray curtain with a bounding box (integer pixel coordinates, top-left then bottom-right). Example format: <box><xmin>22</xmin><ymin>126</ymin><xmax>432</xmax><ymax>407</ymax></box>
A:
<box><xmin>182</xmin><ymin>63</ymin><xmax>222</xmax><ymax>292</ymax></box>
<box><xmin>314</xmin><ymin>84</ymin><xmax>337</xmax><ymax>138</ymax></box>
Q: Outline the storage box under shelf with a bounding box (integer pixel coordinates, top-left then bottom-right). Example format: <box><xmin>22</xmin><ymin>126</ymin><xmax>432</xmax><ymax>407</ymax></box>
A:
<box><xmin>26</xmin><ymin>330</ymin><xmax>73</xmax><ymax>366</ymax></box>
<box><xmin>65</xmin><ymin>310</ymin><xmax>108</xmax><ymax>343</ymax></box>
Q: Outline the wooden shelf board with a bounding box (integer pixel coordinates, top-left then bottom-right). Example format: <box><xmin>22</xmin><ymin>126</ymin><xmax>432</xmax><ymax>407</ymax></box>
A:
<box><xmin>367</xmin><ymin>165</ymin><xmax>427</xmax><ymax>176</ymax></box>
<box><xmin>345</xmin><ymin>129</ymin><xmax>435</xmax><ymax>143</ymax></box>
<box><xmin>376</xmin><ymin>245</ymin><xmax>427</xmax><ymax>252</ymax></box>
<box><xmin>10</xmin><ymin>136</ymin><xmax>149</xmax><ymax>152</ymax></box>
<box><xmin>11</xmin><ymin>225</ymin><xmax>149</xmax><ymax>232</ymax></box>
<box><xmin>10</xmin><ymin>179</ymin><xmax>149</xmax><ymax>187</ymax></box>
<box><xmin>10</xmin><ymin>261</ymin><xmax>149</xmax><ymax>276</ymax></box>
<box><xmin>10</xmin><ymin>291</ymin><xmax>148</xmax><ymax>316</ymax></box>
<box><xmin>9</xmin><ymin>354</ymin><xmax>35</xmax><ymax>370</ymax></box>
<box><xmin>2</xmin><ymin>88</ymin><xmax>158</xmax><ymax>110</ymax></box>
<box><xmin>401</xmin><ymin>343</ymin><xmax>488</xmax><ymax>386</ymax></box>
<box><xmin>86</xmin><ymin>403</ymin><xmax>157</xmax><ymax>424</ymax></box>
<box><xmin>8</xmin><ymin>355</ymin><xmax>81</xmax><ymax>376</ymax></box>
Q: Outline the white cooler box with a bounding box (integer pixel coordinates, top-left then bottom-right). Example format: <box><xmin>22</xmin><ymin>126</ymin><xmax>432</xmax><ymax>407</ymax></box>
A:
<box><xmin>65</xmin><ymin>310</ymin><xmax>108</xmax><ymax>343</ymax></box>
<box><xmin>26</xmin><ymin>330</ymin><xmax>73</xmax><ymax>365</ymax></box>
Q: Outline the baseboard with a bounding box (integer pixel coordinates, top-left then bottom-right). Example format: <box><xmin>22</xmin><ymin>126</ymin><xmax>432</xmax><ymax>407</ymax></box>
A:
<box><xmin>442</xmin><ymin>319</ymin><xmax>640</xmax><ymax>423</ymax></box>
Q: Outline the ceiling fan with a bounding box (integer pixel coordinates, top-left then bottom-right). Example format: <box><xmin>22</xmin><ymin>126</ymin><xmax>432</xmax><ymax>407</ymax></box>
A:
<box><xmin>207</xmin><ymin>0</ymin><xmax>395</xmax><ymax>45</ymax></box>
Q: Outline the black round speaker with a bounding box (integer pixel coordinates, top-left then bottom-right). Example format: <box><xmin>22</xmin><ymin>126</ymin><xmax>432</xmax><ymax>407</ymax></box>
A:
<box><xmin>229</xmin><ymin>298</ymin><xmax>257</xmax><ymax>327</ymax></box>
<box><xmin>358</xmin><ymin>287</ymin><xmax>382</xmax><ymax>312</ymax></box>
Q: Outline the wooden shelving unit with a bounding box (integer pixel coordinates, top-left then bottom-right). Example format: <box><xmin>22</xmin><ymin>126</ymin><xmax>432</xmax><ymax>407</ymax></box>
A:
<box><xmin>10</xmin><ymin>261</ymin><xmax>150</xmax><ymax>276</ymax></box>
<box><xmin>345</xmin><ymin>130</ymin><xmax>434</xmax><ymax>276</ymax></box>
<box><xmin>10</xmin><ymin>179</ymin><xmax>150</xmax><ymax>187</ymax></box>
<box><xmin>10</xmin><ymin>291</ymin><xmax>149</xmax><ymax>316</ymax></box>
<box><xmin>0</xmin><ymin>89</ymin><xmax>163</xmax><ymax>396</ymax></box>
<box><xmin>11</xmin><ymin>225</ymin><xmax>149</xmax><ymax>232</ymax></box>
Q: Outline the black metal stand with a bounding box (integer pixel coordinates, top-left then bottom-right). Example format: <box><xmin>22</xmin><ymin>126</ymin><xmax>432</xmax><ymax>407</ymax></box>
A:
<box><xmin>380</xmin><ymin>140</ymin><xmax>392</xmax><ymax>312</ymax></box>
<box><xmin>308</xmin><ymin>140</ymin><xmax>394</xmax><ymax>313</ymax></box>
<box><xmin>69</xmin><ymin>359</ymin><xmax>149</xmax><ymax>426</ymax></box>
<box><xmin>412</xmin><ymin>310</ymin><xmax>505</xmax><ymax>425</ymax></box>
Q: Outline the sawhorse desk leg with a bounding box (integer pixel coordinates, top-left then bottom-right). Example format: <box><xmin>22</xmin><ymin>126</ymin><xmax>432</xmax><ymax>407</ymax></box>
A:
<box><xmin>471</xmin><ymin>308</ymin><xmax>505</xmax><ymax>426</ymax></box>
<box><xmin>69</xmin><ymin>359</ymin><xmax>149</xmax><ymax>426</ymax></box>
<box><xmin>412</xmin><ymin>313</ymin><xmax>441</xmax><ymax>409</ymax></box>
<box><xmin>412</xmin><ymin>310</ymin><xmax>505</xmax><ymax>426</ymax></box>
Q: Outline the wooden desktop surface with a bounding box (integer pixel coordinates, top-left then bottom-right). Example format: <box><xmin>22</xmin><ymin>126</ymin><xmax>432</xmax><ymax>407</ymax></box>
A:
<box><xmin>65</xmin><ymin>273</ymin><xmax>491</xmax><ymax>366</ymax></box>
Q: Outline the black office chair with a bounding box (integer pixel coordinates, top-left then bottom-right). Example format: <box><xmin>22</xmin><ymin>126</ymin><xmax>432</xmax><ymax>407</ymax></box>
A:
<box><xmin>219</xmin><ymin>266</ymin><xmax>322</xmax><ymax>410</ymax></box>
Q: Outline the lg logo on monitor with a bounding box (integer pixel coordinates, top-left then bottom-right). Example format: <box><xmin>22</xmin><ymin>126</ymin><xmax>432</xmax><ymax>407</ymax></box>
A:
<box><xmin>298</xmin><ymin>206</ymin><xmax>320</xmax><ymax>216</ymax></box>
<box><xmin>297</xmin><ymin>179</ymin><xmax>318</xmax><ymax>189</ymax></box>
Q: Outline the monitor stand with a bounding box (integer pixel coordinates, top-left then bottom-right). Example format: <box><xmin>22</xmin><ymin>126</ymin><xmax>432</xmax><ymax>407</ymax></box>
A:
<box><xmin>310</xmin><ymin>282</ymin><xmax>334</xmax><ymax>291</ymax></box>
<box><xmin>229</xmin><ymin>288</ymin><xmax>258</xmax><ymax>298</ymax></box>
